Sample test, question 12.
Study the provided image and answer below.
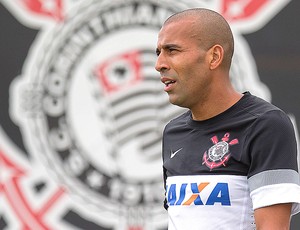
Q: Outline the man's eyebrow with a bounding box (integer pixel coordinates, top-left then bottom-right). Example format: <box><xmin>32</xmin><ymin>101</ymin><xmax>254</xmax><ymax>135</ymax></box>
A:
<box><xmin>156</xmin><ymin>44</ymin><xmax>180</xmax><ymax>52</ymax></box>
<box><xmin>162</xmin><ymin>44</ymin><xmax>180</xmax><ymax>49</ymax></box>
<box><xmin>156</xmin><ymin>44</ymin><xmax>181</xmax><ymax>54</ymax></box>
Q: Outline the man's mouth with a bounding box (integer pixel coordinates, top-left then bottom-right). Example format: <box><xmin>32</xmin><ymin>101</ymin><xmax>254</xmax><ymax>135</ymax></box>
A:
<box><xmin>164</xmin><ymin>80</ymin><xmax>176</xmax><ymax>87</ymax></box>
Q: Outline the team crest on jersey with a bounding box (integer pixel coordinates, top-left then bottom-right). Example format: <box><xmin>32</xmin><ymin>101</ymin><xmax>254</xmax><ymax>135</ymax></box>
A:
<box><xmin>203</xmin><ymin>133</ymin><xmax>239</xmax><ymax>170</ymax></box>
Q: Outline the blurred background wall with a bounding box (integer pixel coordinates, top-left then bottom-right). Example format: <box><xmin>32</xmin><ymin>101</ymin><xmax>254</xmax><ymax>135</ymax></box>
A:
<box><xmin>0</xmin><ymin>0</ymin><xmax>299</xmax><ymax>229</ymax></box>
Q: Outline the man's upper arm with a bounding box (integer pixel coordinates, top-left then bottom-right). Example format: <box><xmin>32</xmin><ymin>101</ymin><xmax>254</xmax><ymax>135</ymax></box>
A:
<box><xmin>254</xmin><ymin>203</ymin><xmax>292</xmax><ymax>230</ymax></box>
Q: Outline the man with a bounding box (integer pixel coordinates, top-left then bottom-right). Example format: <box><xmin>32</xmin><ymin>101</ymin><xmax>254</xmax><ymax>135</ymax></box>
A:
<box><xmin>155</xmin><ymin>8</ymin><xmax>300</xmax><ymax>229</ymax></box>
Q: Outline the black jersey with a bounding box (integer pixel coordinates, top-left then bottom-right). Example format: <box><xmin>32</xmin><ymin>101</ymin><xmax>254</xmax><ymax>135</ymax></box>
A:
<box><xmin>162</xmin><ymin>92</ymin><xmax>300</xmax><ymax>229</ymax></box>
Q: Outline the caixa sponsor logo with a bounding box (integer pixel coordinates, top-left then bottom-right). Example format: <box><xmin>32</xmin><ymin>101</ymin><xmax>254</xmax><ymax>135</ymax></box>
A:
<box><xmin>166</xmin><ymin>182</ymin><xmax>231</xmax><ymax>206</ymax></box>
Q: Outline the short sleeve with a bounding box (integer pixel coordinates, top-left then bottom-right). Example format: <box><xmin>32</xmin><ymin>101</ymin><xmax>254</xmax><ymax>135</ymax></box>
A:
<box><xmin>246</xmin><ymin>110</ymin><xmax>300</xmax><ymax>214</ymax></box>
<box><xmin>247</xmin><ymin>110</ymin><xmax>298</xmax><ymax>176</ymax></box>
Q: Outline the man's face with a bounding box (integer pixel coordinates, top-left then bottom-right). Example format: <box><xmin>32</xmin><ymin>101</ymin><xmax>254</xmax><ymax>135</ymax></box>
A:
<box><xmin>155</xmin><ymin>18</ymin><xmax>212</xmax><ymax>109</ymax></box>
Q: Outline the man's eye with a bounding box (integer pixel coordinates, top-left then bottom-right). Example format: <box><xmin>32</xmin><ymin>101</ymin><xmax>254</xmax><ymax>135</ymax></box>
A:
<box><xmin>168</xmin><ymin>49</ymin><xmax>177</xmax><ymax>53</ymax></box>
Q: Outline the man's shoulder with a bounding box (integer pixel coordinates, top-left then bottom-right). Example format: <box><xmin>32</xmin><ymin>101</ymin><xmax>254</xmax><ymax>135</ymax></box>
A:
<box><xmin>167</xmin><ymin>110</ymin><xmax>190</xmax><ymax>125</ymax></box>
<box><xmin>241</xmin><ymin>92</ymin><xmax>284</xmax><ymax>118</ymax></box>
<box><xmin>242</xmin><ymin>93</ymin><xmax>295</xmax><ymax>144</ymax></box>
<box><xmin>164</xmin><ymin>110</ymin><xmax>191</xmax><ymax>133</ymax></box>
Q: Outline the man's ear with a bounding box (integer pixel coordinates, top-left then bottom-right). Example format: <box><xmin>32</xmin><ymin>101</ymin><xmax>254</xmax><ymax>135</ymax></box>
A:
<box><xmin>209</xmin><ymin>45</ymin><xmax>224</xmax><ymax>70</ymax></box>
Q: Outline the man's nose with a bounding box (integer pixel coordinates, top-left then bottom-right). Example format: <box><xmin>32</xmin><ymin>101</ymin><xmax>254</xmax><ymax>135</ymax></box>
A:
<box><xmin>155</xmin><ymin>53</ymin><xmax>169</xmax><ymax>73</ymax></box>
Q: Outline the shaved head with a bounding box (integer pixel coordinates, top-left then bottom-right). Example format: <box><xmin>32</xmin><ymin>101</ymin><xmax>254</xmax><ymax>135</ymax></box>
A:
<box><xmin>163</xmin><ymin>8</ymin><xmax>234</xmax><ymax>68</ymax></box>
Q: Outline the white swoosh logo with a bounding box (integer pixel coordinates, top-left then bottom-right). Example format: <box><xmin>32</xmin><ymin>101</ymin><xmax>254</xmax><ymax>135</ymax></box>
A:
<box><xmin>170</xmin><ymin>148</ymin><xmax>183</xmax><ymax>158</ymax></box>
